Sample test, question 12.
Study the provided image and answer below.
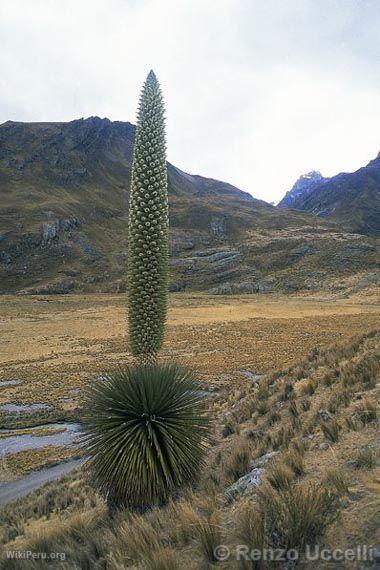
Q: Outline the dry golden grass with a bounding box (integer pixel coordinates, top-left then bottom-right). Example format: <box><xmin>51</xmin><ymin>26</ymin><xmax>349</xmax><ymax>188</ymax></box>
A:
<box><xmin>1</xmin><ymin>446</ymin><xmax>81</xmax><ymax>481</ymax></box>
<box><xmin>0</xmin><ymin>294</ymin><xmax>379</xmax><ymax>569</ymax></box>
<box><xmin>0</xmin><ymin>293</ymin><xmax>378</xmax><ymax>409</ymax></box>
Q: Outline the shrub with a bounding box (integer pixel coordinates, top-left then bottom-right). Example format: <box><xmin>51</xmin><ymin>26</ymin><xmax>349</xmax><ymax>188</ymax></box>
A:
<box><xmin>83</xmin><ymin>364</ymin><xmax>210</xmax><ymax>509</ymax></box>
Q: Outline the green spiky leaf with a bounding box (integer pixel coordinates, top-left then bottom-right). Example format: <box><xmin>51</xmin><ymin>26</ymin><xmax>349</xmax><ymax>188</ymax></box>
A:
<box><xmin>83</xmin><ymin>363</ymin><xmax>211</xmax><ymax>508</ymax></box>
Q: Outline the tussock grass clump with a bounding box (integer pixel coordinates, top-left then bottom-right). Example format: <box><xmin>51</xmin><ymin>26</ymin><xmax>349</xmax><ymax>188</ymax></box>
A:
<box><xmin>235</xmin><ymin>503</ymin><xmax>266</xmax><ymax>561</ymax></box>
<box><xmin>235</xmin><ymin>481</ymin><xmax>340</xmax><ymax>555</ymax></box>
<box><xmin>320</xmin><ymin>418</ymin><xmax>341</xmax><ymax>443</ymax></box>
<box><xmin>300</xmin><ymin>398</ymin><xmax>311</xmax><ymax>411</ymax></box>
<box><xmin>327</xmin><ymin>389</ymin><xmax>351</xmax><ymax>413</ymax></box>
<box><xmin>192</xmin><ymin>512</ymin><xmax>223</xmax><ymax>564</ymax></box>
<box><xmin>169</xmin><ymin>499</ymin><xmax>223</xmax><ymax>564</ymax></box>
<box><xmin>322</xmin><ymin>366</ymin><xmax>340</xmax><ymax>387</ymax></box>
<box><xmin>283</xmin><ymin>448</ymin><xmax>305</xmax><ymax>477</ymax></box>
<box><xmin>289</xmin><ymin>400</ymin><xmax>299</xmax><ymax>418</ymax></box>
<box><xmin>352</xmin><ymin>447</ymin><xmax>378</xmax><ymax>470</ymax></box>
<box><xmin>222</xmin><ymin>418</ymin><xmax>240</xmax><ymax>438</ymax></box>
<box><xmin>258</xmin><ymin>482</ymin><xmax>339</xmax><ymax>550</ymax></box>
<box><xmin>345</xmin><ymin>415</ymin><xmax>361</xmax><ymax>431</ymax></box>
<box><xmin>83</xmin><ymin>364</ymin><xmax>210</xmax><ymax>509</ymax></box>
<box><xmin>272</xmin><ymin>425</ymin><xmax>295</xmax><ymax>450</ymax></box>
<box><xmin>266</xmin><ymin>462</ymin><xmax>294</xmax><ymax>491</ymax></box>
<box><xmin>323</xmin><ymin>468</ymin><xmax>350</xmax><ymax>496</ymax></box>
<box><xmin>354</xmin><ymin>397</ymin><xmax>378</xmax><ymax>425</ymax></box>
<box><xmin>300</xmin><ymin>379</ymin><xmax>317</xmax><ymax>396</ymax></box>
<box><xmin>223</xmin><ymin>440</ymin><xmax>251</xmax><ymax>482</ymax></box>
<box><xmin>256</xmin><ymin>399</ymin><xmax>269</xmax><ymax>416</ymax></box>
<box><xmin>257</xmin><ymin>382</ymin><xmax>270</xmax><ymax>401</ymax></box>
<box><xmin>280</xmin><ymin>381</ymin><xmax>295</xmax><ymax>401</ymax></box>
<box><xmin>110</xmin><ymin>513</ymin><xmax>181</xmax><ymax>569</ymax></box>
<box><xmin>341</xmin><ymin>353</ymin><xmax>379</xmax><ymax>389</ymax></box>
<box><xmin>268</xmin><ymin>409</ymin><xmax>281</xmax><ymax>425</ymax></box>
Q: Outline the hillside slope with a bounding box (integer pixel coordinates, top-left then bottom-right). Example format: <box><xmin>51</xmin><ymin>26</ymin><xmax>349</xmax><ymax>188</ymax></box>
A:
<box><xmin>0</xmin><ymin>118</ymin><xmax>378</xmax><ymax>295</ymax></box>
<box><xmin>279</xmin><ymin>154</ymin><xmax>380</xmax><ymax>235</ymax></box>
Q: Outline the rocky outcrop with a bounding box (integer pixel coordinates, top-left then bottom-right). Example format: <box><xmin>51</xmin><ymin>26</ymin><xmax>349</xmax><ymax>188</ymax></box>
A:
<box><xmin>225</xmin><ymin>451</ymin><xmax>278</xmax><ymax>501</ymax></box>
<box><xmin>279</xmin><ymin>153</ymin><xmax>380</xmax><ymax>235</ymax></box>
<box><xmin>279</xmin><ymin>171</ymin><xmax>328</xmax><ymax>209</ymax></box>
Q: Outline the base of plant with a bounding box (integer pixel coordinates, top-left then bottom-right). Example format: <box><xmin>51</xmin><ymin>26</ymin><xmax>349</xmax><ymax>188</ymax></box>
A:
<box><xmin>83</xmin><ymin>363</ymin><xmax>211</xmax><ymax>510</ymax></box>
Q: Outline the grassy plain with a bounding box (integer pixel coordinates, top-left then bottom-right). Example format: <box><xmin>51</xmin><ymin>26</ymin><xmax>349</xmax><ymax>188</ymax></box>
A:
<box><xmin>0</xmin><ymin>292</ymin><xmax>378</xmax><ymax>404</ymax></box>
<box><xmin>0</xmin><ymin>293</ymin><xmax>379</xmax><ymax>568</ymax></box>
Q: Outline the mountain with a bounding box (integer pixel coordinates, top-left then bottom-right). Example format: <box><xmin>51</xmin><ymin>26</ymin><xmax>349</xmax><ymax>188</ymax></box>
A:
<box><xmin>279</xmin><ymin>155</ymin><xmax>380</xmax><ymax>236</ymax></box>
<box><xmin>0</xmin><ymin>117</ymin><xmax>378</xmax><ymax>295</ymax></box>
<box><xmin>278</xmin><ymin>171</ymin><xmax>328</xmax><ymax>209</ymax></box>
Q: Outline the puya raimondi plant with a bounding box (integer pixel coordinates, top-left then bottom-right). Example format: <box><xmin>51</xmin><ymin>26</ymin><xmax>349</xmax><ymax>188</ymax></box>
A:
<box><xmin>83</xmin><ymin>71</ymin><xmax>211</xmax><ymax>511</ymax></box>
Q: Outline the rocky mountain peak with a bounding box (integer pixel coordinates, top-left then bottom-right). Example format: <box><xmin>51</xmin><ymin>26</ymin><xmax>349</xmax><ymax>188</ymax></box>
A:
<box><xmin>278</xmin><ymin>170</ymin><xmax>327</xmax><ymax>209</ymax></box>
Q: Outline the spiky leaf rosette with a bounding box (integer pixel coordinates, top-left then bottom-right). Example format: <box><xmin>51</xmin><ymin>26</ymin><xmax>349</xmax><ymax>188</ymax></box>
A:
<box><xmin>128</xmin><ymin>70</ymin><xmax>169</xmax><ymax>359</ymax></box>
<box><xmin>83</xmin><ymin>363</ymin><xmax>211</xmax><ymax>509</ymax></box>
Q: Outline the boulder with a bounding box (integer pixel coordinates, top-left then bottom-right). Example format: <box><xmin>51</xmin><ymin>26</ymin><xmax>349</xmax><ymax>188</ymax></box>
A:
<box><xmin>225</xmin><ymin>468</ymin><xmax>263</xmax><ymax>501</ymax></box>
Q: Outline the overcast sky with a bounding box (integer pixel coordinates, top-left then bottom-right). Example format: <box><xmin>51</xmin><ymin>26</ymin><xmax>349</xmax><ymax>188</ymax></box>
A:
<box><xmin>1</xmin><ymin>0</ymin><xmax>379</xmax><ymax>203</ymax></box>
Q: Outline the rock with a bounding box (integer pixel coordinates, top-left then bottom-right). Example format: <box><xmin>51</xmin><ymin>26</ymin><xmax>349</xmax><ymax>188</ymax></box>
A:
<box><xmin>318</xmin><ymin>409</ymin><xmax>334</xmax><ymax>421</ymax></box>
<box><xmin>250</xmin><ymin>451</ymin><xmax>278</xmax><ymax>468</ymax></box>
<box><xmin>372</xmin><ymin>545</ymin><xmax>380</xmax><ymax>562</ymax></box>
<box><xmin>210</xmin><ymin>216</ymin><xmax>227</xmax><ymax>238</ymax></box>
<box><xmin>42</xmin><ymin>220</ymin><xmax>59</xmax><ymax>241</ymax></box>
<box><xmin>257</xmin><ymin>279</ymin><xmax>275</xmax><ymax>293</ymax></box>
<box><xmin>169</xmin><ymin>281</ymin><xmax>186</xmax><ymax>292</ymax></box>
<box><xmin>208</xmin><ymin>280</ymin><xmax>259</xmax><ymax>295</ymax></box>
<box><xmin>290</xmin><ymin>245</ymin><xmax>314</xmax><ymax>257</ymax></box>
<box><xmin>239</xmin><ymin>370</ymin><xmax>264</xmax><ymax>382</ymax></box>
<box><xmin>225</xmin><ymin>468</ymin><xmax>263</xmax><ymax>500</ymax></box>
<box><xmin>31</xmin><ymin>279</ymin><xmax>75</xmax><ymax>295</ymax></box>
<box><xmin>0</xmin><ymin>251</ymin><xmax>11</xmax><ymax>264</ymax></box>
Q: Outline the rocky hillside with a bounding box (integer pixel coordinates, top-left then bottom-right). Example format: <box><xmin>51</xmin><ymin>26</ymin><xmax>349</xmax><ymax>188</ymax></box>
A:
<box><xmin>279</xmin><ymin>154</ymin><xmax>380</xmax><ymax>235</ymax></box>
<box><xmin>0</xmin><ymin>118</ymin><xmax>378</xmax><ymax>295</ymax></box>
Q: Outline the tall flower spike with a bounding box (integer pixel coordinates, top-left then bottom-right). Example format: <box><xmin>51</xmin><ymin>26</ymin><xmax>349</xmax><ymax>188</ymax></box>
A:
<box><xmin>128</xmin><ymin>71</ymin><xmax>169</xmax><ymax>361</ymax></box>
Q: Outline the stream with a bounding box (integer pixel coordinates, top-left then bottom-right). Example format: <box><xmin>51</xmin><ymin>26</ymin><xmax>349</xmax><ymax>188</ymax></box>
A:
<box><xmin>0</xmin><ymin>458</ymin><xmax>86</xmax><ymax>505</ymax></box>
<box><xmin>0</xmin><ymin>422</ymin><xmax>85</xmax><ymax>506</ymax></box>
<box><xmin>0</xmin><ymin>423</ymin><xmax>82</xmax><ymax>455</ymax></box>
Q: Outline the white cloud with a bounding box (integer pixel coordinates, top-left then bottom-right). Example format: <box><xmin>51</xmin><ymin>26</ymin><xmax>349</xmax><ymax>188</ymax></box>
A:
<box><xmin>0</xmin><ymin>0</ymin><xmax>379</xmax><ymax>202</ymax></box>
